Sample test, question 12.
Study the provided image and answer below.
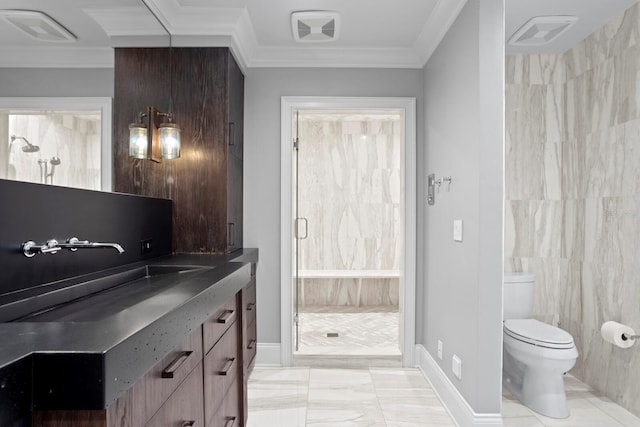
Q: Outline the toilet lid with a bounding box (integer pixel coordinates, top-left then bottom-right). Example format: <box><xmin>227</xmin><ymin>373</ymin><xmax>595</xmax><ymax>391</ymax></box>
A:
<box><xmin>504</xmin><ymin>319</ymin><xmax>575</xmax><ymax>349</ymax></box>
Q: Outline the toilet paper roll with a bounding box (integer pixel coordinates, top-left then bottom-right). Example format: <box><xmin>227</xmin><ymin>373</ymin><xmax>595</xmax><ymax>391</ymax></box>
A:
<box><xmin>601</xmin><ymin>321</ymin><xmax>636</xmax><ymax>349</ymax></box>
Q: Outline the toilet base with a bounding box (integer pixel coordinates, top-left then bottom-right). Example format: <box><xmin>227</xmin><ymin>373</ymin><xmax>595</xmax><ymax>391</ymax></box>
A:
<box><xmin>503</xmin><ymin>352</ymin><xmax>572</xmax><ymax>419</ymax></box>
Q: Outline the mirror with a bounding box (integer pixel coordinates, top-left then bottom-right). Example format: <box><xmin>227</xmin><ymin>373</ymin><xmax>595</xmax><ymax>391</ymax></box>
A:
<box><xmin>0</xmin><ymin>97</ymin><xmax>112</xmax><ymax>191</ymax></box>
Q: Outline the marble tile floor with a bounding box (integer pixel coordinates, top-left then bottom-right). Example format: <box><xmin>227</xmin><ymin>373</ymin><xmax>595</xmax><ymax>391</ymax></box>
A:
<box><xmin>502</xmin><ymin>374</ymin><xmax>640</xmax><ymax>427</ymax></box>
<box><xmin>247</xmin><ymin>368</ymin><xmax>640</xmax><ymax>427</ymax></box>
<box><xmin>247</xmin><ymin>367</ymin><xmax>456</xmax><ymax>427</ymax></box>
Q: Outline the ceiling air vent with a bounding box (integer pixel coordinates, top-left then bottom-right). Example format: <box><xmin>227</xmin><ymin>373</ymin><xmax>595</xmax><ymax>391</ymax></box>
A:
<box><xmin>291</xmin><ymin>11</ymin><xmax>340</xmax><ymax>43</ymax></box>
<box><xmin>0</xmin><ymin>10</ymin><xmax>76</xmax><ymax>42</ymax></box>
<box><xmin>508</xmin><ymin>16</ymin><xmax>578</xmax><ymax>47</ymax></box>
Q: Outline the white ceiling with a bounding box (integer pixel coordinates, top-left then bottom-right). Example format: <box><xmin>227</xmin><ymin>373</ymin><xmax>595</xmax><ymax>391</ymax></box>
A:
<box><xmin>0</xmin><ymin>0</ymin><xmax>634</xmax><ymax>69</ymax></box>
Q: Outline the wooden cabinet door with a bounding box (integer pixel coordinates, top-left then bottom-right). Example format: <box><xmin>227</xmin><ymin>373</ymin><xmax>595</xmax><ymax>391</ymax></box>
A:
<box><xmin>208</xmin><ymin>379</ymin><xmax>240</xmax><ymax>427</ymax></box>
<box><xmin>226</xmin><ymin>52</ymin><xmax>244</xmax><ymax>253</ymax></box>
<box><xmin>204</xmin><ymin>323</ymin><xmax>240</xmax><ymax>426</ymax></box>
<box><xmin>145</xmin><ymin>362</ymin><xmax>204</xmax><ymax>427</ymax></box>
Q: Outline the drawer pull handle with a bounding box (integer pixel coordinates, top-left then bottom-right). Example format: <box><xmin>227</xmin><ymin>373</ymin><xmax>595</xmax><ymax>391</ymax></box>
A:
<box><xmin>182</xmin><ymin>422</ymin><xmax>196</xmax><ymax>427</ymax></box>
<box><xmin>161</xmin><ymin>351</ymin><xmax>193</xmax><ymax>378</ymax></box>
<box><xmin>217</xmin><ymin>309</ymin><xmax>235</xmax><ymax>324</ymax></box>
<box><xmin>224</xmin><ymin>417</ymin><xmax>236</xmax><ymax>427</ymax></box>
<box><xmin>246</xmin><ymin>302</ymin><xmax>256</xmax><ymax>311</ymax></box>
<box><xmin>247</xmin><ymin>339</ymin><xmax>256</xmax><ymax>350</ymax></box>
<box><xmin>218</xmin><ymin>357</ymin><xmax>235</xmax><ymax>376</ymax></box>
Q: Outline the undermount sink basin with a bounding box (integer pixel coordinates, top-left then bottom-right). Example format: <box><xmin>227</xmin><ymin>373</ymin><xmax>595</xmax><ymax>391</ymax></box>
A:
<box><xmin>2</xmin><ymin>264</ymin><xmax>213</xmax><ymax>323</ymax></box>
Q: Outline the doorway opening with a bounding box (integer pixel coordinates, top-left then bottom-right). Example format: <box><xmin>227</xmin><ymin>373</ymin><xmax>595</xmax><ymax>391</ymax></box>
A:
<box><xmin>280</xmin><ymin>97</ymin><xmax>416</xmax><ymax>368</ymax></box>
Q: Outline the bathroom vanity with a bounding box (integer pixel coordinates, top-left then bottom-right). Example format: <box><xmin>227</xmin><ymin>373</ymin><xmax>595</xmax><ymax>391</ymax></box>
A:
<box><xmin>0</xmin><ymin>251</ymin><xmax>258</xmax><ymax>427</ymax></box>
<box><xmin>0</xmin><ymin>179</ymin><xmax>257</xmax><ymax>427</ymax></box>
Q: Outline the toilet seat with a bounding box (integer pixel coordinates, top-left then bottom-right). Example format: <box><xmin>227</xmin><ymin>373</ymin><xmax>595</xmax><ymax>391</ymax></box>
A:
<box><xmin>504</xmin><ymin>319</ymin><xmax>574</xmax><ymax>349</ymax></box>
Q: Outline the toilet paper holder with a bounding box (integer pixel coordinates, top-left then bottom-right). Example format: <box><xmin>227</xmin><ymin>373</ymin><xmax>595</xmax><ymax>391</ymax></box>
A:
<box><xmin>623</xmin><ymin>333</ymin><xmax>639</xmax><ymax>341</ymax></box>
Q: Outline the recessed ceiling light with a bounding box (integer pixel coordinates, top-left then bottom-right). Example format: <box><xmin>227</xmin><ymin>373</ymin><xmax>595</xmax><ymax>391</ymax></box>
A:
<box><xmin>0</xmin><ymin>10</ymin><xmax>76</xmax><ymax>42</ymax></box>
<box><xmin>291</xmin><ymin>11</ymin><xmax>340</xmax><ymax>43</ymax></box>
<box><xmin>508</xmin><ymin>16</ymin><xmax>578</xmax><ymax>47</ymax></box>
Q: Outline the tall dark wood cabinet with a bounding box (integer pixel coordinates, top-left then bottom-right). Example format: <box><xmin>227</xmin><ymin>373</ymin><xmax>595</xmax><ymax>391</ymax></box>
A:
<box><xmin>113</xmin><ymin>47</ymin><xmax>244</xmax><ymax>253</ymax></box>
<box><xmin>226</xmin><ymin>56</ymin><xmax>244</xmax><ymax>252</ymax></box>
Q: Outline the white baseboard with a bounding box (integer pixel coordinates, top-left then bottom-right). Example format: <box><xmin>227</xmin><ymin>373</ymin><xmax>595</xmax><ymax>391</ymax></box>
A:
<box><xmin>414</xmin><ymin>345</ymin><xmax>503</xmax><ymax>427</ymax></box>
<box><xmin>256</xmin><ymin>342</ymin><xmax>282</xmax><ymax>366</ymax></box>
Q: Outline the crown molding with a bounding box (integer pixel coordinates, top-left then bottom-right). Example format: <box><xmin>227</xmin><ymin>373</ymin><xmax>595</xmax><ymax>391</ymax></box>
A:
<box><xmin>247</xmin><ymin>46</ymin><xmax>424</xmax><ymax>69</ymax></box>
<box><xmin>413</xmin><ymin>0</ymin><xmax>468</xmax><ymax>65</ymax></box>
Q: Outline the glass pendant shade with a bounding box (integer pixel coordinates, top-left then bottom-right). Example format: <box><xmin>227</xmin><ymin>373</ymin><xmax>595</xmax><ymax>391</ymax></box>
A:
<box><xmin>129</xmin><ymin>123</ymin><xmax>148</xmax><ymax>159</ymax></box>
<box><xmin>159</xmin><ymin>123</ymin><xmax>181</xmax><ymax>159</ymax></box>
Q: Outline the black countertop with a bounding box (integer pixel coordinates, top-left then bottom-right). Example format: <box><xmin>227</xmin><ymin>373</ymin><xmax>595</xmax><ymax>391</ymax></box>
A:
<box><xmin>0</xmin><ymin>249</ymin><xmax>258</xmax><ymax>411</ymax></box>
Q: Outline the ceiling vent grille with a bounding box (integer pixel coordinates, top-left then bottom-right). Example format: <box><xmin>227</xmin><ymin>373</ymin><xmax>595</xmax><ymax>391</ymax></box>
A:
<box><xmin>0</xmin><ymin>10</ymin><xmax>76</xmax><ymax>42</ymax></box>
<box><xmin>508</xmin><ymin>16</ymin><xmax>578</xmax><ymax>47</ymax></box>
<box><xmin>291</xmin><ymin>11</ymin><xmax>340</xmax><ymax>43</ymax></box>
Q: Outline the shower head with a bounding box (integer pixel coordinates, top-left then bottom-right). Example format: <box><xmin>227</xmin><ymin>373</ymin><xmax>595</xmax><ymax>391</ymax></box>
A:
<box><xmin>10</xmin><ymin>135</ymin><xmax>40</xmax><ymax>153</ymax></box>
<box><xmin>50</xmin><ymin>156</ymin><xmax>61</xmax><ymax>166</ymax></box>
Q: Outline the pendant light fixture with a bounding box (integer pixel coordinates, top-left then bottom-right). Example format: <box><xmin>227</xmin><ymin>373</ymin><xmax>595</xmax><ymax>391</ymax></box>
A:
<box><xmin>129</xmin><ymin>0</ymin><xmax>181</xmax><ymax>161</ymax></box>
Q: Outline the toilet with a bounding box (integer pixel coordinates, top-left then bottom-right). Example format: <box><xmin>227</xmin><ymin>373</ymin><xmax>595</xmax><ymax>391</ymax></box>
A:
<box><xmin>503</xmin><ymin>272</ymin><xmax>578</xmax><ymax>419</ymax></box>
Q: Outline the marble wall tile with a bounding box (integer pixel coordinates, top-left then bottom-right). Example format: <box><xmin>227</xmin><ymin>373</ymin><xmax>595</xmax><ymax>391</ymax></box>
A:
<box><xmin>298</xmin><ymin>115</ymin><xmax>403</xmax><ymax>272</ymax></box>
<box><xmin>585</xmin><ymin>124</ymin><xmax>626</xmax><ymax>198</ymax></box>
<box><xmin>505</xmin><ymin>84</ymin><xmax>548</xmax><ymax>200</ymax></box>
<box><xmin>505</xmin><ymin>54</ymin><xmax>566</xmax><ymax>85</ymax></box>
<box><xmin>561</xmin><ymin>199</ymin><xmax>585</xmax><ymax>260</ymax></box>
<box><xmin>301</xmin><ymin>278</ymin><xmax>399</xmax><ymax>308</ymax></box>
<box><xmin>622</xmin><ymin>118</ymin><xmax>640</xmax><ymax>194</ymax></box>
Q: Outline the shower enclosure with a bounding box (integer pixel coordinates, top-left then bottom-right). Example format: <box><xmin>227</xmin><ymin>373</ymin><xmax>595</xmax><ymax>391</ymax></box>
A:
<box><xmin>292</xmin><ymin>108</ymin><xmax>405</xmax><ymax>366</ymax></box>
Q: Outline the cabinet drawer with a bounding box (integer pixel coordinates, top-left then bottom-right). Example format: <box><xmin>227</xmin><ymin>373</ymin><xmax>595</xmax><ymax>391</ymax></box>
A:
<box><xmin>145</xmin><ymin>362</ymin><xmax>204</xmax><ymax>427</ymax></box>
<box><xmin>241</xmin><ymin>280</ymin><xmax>256</xmax><ymax>320</ymax></box>
<box><xmin>244</xmin><ymin>318</ymin><xmax>257</xmax><ymax>373</ymax></box>
<box><xmin>204</xmin><ymin>294</ymin><xmax>238</xmax><ymax>354</ymax></box>
<box><xmin>208</xmin><ymin>379</ymin><xmax>240</xmax><ymax>427</ymax></box>
<box><xmin>131</xmin><ymin>327</ymin><xmax>203</xmax><ymax>426</ymax></box>
<box><xmin>204</xmin><ymin>325</ymin><xmax>239</xmax><ymax>424</ymax></box>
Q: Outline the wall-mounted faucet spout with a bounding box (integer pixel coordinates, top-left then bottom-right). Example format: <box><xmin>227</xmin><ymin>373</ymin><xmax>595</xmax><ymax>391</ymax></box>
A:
<box><xmin>59</xmin><ymin>237</ymin><xmax>125</xmax><ymax>254</ymax></box>
<box><xmin>22</xmin><ymin>237</ymin><xmax>125</xmax><ymax>257</ymax></box>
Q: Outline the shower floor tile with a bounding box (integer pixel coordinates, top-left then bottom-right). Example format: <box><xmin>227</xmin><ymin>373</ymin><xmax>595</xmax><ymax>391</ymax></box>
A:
<box><xmin>295</xmin><ymin>309</ymin><xmax>401</xmax><ymax>357</ymax></box>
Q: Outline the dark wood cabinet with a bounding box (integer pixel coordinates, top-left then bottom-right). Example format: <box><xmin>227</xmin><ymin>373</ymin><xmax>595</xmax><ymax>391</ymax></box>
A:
<box><xmin>226</xmin><ymin>56</ymin><xmax>244</xmax><ymax>253</ymax></box>
<box><xmin>114</xmin><ymin>47</ymin><xmax>244</xmax><ymax>254</ymax></box>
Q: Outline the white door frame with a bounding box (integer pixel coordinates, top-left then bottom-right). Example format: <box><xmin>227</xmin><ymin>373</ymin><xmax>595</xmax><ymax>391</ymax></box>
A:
<box><xmin>280</xmin><ymin>96</ymin><xmax>416</xmax><ymax>367</ymax></box>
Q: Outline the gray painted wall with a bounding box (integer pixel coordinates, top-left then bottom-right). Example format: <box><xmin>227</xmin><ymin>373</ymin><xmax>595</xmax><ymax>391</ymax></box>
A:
<box><xmin>422</xmin><ymin>0</ymin><xmax>504</xmax><ymax>414</ymax></box>
<box><xmin>243</xmin><ymin>68</ymin><xmax>424</xmax><ymax>344</ymax></box>
<box><xmin>0</xmin><ymin>68</ymin><xmax>114</xmax><ymax>97</ymax></box>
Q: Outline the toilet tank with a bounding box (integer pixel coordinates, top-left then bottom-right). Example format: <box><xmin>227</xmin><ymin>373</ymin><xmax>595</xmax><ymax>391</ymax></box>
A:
<box><xmin>503</xmin><ymin>272</ymin><xmax>535</xmax><ymax>319</ymax></box>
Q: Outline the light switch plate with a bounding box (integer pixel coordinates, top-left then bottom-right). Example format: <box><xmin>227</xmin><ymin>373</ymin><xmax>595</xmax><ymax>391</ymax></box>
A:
<box><xmin>452</xmin><ymin>355</ymin><xmax>462</xmax><ymax>380</ymax></box>
<box><xmin>437</xmin><ymin>340</ymin><xmax>443</xmax><ymax>360</ymax></box>
<box><xmin>453</xmin><ymin>220</ymin><xmax>463</xmax><ymax>242</ymax></box>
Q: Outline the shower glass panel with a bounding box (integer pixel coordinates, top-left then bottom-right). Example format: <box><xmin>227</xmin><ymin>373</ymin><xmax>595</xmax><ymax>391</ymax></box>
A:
<box><xmin>293</xmin><ymin>108</ymin><xmax>404</xmax><ymax>362</ymax></box>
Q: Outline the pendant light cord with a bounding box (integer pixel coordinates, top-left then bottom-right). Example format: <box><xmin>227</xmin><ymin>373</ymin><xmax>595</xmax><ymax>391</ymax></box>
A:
<box><xmin>141</xmin><ymin>0</ymin><xmax>174</xmax><ymax>118</ymax></box>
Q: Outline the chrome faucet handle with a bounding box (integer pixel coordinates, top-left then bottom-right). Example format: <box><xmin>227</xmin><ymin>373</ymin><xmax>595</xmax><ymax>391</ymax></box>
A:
<box><xmin>66</xmin><ymin>237</ymin><xmax>89</xmax><ymax>252</ymax></box>
<box><xmin>22</xmin><ymin>240</ymin><xmax>38</xmax><ymax>257</ymax></box>
<box><xmin>22</xmin><ymin>239</ymin><xmax>61</xmax><ymax>257</ymax></box>
<box><xmin>41</xmin><ymin>239</ymin><xmax>62</xmax><ymax>254</ymax></box>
